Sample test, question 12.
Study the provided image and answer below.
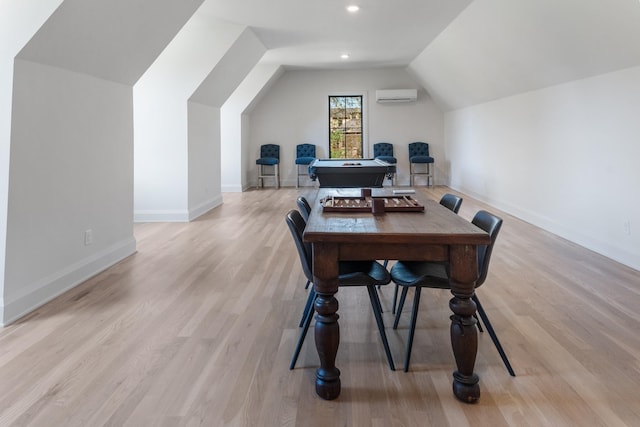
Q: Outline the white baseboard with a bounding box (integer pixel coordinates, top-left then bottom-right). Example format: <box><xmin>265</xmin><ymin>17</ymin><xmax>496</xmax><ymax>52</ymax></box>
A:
<box><xmin>450</xmin><ymin>183</ymin><xmax>640</xmax><ymax>272</ymax></box>
<box><xmin>1</xmin><ymin>237</ymin><xmax>137</xmax><ymax>327</ymax></box>
<box><xmin>134</xmin><ymin>209</ymin><xmax>190</xmax><ymax>222</ymax></box>
<box><xmin>221</xmin><ymin>184</ymin><xmax>244</xmax><ymax>193</ymax></box>
<box><xmin>134</xmin><ymin>195</ymin><xmax>223</xmax><ymax>222</ymax></box>
<box><xmin>189</xmin><ymin>195</ymin><xmax>223</xmax><ymax>221</ymax></box>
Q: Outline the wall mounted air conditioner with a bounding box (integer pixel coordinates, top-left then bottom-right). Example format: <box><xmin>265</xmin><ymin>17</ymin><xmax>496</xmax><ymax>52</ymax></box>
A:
<box><xmin>375</xmin><ymin>89</ymin><xmax>417</xmax><ymax>103</ymax></box>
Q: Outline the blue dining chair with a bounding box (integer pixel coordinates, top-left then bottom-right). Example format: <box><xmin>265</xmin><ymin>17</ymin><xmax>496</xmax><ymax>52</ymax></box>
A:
<box><xmin>408</xmin><ymin>142</ymin><xmax>434</xmax><ymax>186</ymax></box>
<box><xmin>373</xmin><ymin>142</ymin><xmax>397</xmax><ymax>185</ymax></box>
<box><xmin>256</xmin><ymin>144</ymin><xmax>280</xmax><ymax>189</ymax></box>
<box><xmin>295</xmin><ymin>144</ymin><xmax>316</xmax><ymax>188</ymax></box>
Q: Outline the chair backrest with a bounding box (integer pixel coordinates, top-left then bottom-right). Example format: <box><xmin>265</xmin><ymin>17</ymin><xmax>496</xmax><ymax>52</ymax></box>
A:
<box><xmin>296</xmin><ymin>196</ymin><xmax>312</xmax><ymax>222</ymax></box>
<box><xmin>408</xmin><ymin>142</ymin><xmax>429</xmax><ymax>158</ymax></box>
<box><xmin>260</xmin><ymin>144</ymin><xmax>280</xmax><ymax>159</ymax></box>
<box><xmin>439</xmin><ymin>193</ymin><xmax>463</xmax><ymax>214</ymax></box>
<box><xmin>286</xmin><ymin>209</ymin><xmax>314</xmax><ymax>283</ymax></box>
<box><xmin>296</xmin><ymin>143</ymin><xmax>315</xmax><ymax>158</ymax></box>
<box><xmin>373</xmin><ymin>142</ymin><xmax>394</xmax><ymax>158</ymax></box>
<box><xmin>471</xmin><ymin>210</ymin><xmax>503</xmax><ymax>287</ymax></box>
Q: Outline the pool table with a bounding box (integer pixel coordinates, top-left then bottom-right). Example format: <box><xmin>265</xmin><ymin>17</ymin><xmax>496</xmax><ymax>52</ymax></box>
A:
<box><xmin>308</xmin><ymin>158</ymin><xmax>395</xmax><ymax>188</ymax></box>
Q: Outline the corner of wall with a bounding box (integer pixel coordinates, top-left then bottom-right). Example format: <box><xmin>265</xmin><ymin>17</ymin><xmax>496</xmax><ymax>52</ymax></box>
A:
<box><xmin>1</xmin><ymin>237</ymin><xmax>137</xmax><ymax>327</ymax></box>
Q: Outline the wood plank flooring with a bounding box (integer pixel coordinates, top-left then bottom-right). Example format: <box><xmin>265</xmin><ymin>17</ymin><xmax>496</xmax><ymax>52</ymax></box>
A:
<box><xmin>1</xmin><ymin>186</ymin><xmax>639</xmax><ymax>426</ymax></box>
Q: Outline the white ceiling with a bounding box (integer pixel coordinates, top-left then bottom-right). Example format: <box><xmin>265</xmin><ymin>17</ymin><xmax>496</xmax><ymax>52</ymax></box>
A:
<box><xmin>197</xmin><ymin>0</ymin><xmax>473</xmax><ymax>69</ymax></box>
<box><xmin>16</xmin><ymin>0</ymin><xmax>640</xmax><ymax>110</ymax></box>
<box><xmin>195</xmin><ymin>0</ymin><xmax>640</xmax><ymax>110</ymax></box>
<box><xmin>410</xmin><ymin>0</ymin><xmax>640</xmax><ymax>110</ymax></box>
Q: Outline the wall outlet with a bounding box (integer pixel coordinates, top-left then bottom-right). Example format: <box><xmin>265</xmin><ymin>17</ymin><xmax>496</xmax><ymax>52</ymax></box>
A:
<box><xmin>623</xmin><ymin>220</ymin><xmax>631</xmax><ymax>235</ymax></box>
<box><xmin>84</xmin><ymin>229</ymin><xmax>93</xmax><ymax>246</ymax></box>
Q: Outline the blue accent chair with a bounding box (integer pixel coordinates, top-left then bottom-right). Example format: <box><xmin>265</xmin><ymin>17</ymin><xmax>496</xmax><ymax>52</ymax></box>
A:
<box><xmin>295</xmin><ymin>144</ymin><xmax>316</xmax><ymax>187</ymax></box>
<box><xmin>256</xmin><ymin>144</ymin><xmax>280</xmax><ymax>188</ymax></box>
<box><xmin>373</xmin><ymin>142</ymin><xmax>397</xmax><ymax>185</ymax></box>
<box><xmin>408</xmin><ymin>142</ymin><xmax>434</xmax><ymax>186</ymax></box>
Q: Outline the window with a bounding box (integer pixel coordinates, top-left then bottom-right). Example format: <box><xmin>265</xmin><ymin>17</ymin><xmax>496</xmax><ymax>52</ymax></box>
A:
<box><xmin>329</xmin><ymin>95</ymin><xmax>363</xmax><ymax>159</ymax></box>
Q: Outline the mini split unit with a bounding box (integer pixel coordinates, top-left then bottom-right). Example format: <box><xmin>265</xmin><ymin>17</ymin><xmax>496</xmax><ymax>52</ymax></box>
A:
<box><xmin>375</xmin><ymin>89</ymin><xmax>417</xmax><ymax>103</ymax></box>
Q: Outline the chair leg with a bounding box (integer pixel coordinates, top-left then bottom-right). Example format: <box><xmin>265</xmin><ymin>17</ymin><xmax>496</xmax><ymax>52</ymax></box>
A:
<box><xmin>299</xmin><ymin>287</ymin><xmax>315</xmax><ymax>327</ymax></box>
<box><xmin>391</xmin><ymin>283</ymin><xmax>399</xmax><ymax>315</ymax></box>
<box><xmin>290</xmin><ymin>293</ymin><xmax>316</xmax><ymax>369</ymax></box>
<box><xmin>367</xmin><ymin>286</ymin><xmax>395</xmax><ymax>371</ymax></box>
<box><xmin>474</xmin><ymin>313</ymin><xmax>484</xmax><ymax>332</ymax></box>
<box><xmin>275</xmin><ymin>164</ymin><xmax>280</xmax><ymax>189</ymax></box>
<box><xmin>403</xmin><ymin>286</ymin><xmax>422</xmax><ymax>372</ymax></box>
<box><xmin>393</xmin><ymin>286</ymin><xmax>410</xmax><ymax>329</ymax></box>
<box><xmin>472</xmin><ymin>294</ymin><xmax>515</xmax><ymax>377</ymax></box>
<box><xmin>372</xmin><ymin>287</ymin><xmax>384</xmax><ymax>315</ymax></box>
<box><xmin>409</xmin><ymin>163</ymin><xmax>414</xmax><ymax>186</ymax></box>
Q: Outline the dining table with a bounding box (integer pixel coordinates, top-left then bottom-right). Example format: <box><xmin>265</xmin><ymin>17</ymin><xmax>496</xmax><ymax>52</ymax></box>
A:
<box><xmin>303</xmin><ymin>187</ymin><xmax>491</xmax><ymax>403</ymax></box>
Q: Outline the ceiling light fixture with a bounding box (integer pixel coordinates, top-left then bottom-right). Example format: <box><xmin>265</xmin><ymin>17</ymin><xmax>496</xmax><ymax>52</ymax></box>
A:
<box><xmin>341</xmin><ymin>54</ymin><xmax>350</xmax><ymax>59</ymax></box>
<box><xmin>347</xmin><ymin>5</ymin><xmax>360</xmax><ymax>13</ymax></box>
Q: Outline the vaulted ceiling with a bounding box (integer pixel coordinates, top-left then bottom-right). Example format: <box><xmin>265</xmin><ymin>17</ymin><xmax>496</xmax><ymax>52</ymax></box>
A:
<box><xmin>16</xmin><ymin>0</ymin><xmax>640</xmax><ymax>110</ymax></box>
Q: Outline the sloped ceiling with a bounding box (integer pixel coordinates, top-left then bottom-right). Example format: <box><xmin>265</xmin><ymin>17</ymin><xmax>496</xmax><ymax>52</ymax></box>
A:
<box><xmin>12</xmin><ymin>0</ymin><xmax>640</xmax><ymax>110</ymax></box>
<box><xmin>190</xmin><ymin>28</ymin><xmax>266</xmax><ymax>107</ymax></box>
<box><xmin>16</xmin><ymin>0</ymin><xmax>205</xmax><ymax>85</ymax></box>
<box><xmin>196</xmin><ymin>0</ymin><xmax>473</xmax><ymax>70</ymax></box>
<box><xmin>409</xmin><ymin>0</ymin><xmax>640</xmax><ymax>111</ymax></box>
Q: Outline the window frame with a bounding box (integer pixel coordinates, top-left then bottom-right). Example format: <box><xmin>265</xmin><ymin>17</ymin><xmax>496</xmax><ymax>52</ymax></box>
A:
<box><xmin>326</xmin><ymin>91</ymin><xmax>368</xmax><ymax>159</ymax></box>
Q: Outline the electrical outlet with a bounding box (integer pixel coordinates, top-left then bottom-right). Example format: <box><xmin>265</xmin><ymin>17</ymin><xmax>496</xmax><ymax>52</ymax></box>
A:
<box><xmin>623</xmin><ymin>220</ymin><xmax>631</xmax><ymax>236</ymax></box>
<box><xmin>84</xmin><ymin>229</ymin><xmax>93</xmax><ymax>246</ymax></box>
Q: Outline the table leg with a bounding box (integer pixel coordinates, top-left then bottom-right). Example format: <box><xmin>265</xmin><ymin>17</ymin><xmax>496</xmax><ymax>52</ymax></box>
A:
<box><xmin>314</xmin><ymin>292</ymin><xmax>340</xmax><ymax>399</ymax></box>
<box><xmin>449</xmin><ymin>245</ymin><xmax>480</xmax><ymax>403</ymax></box>
<box><xmin>312</xmin><ymin>243</ymin><xmax>341</xmax><ymax>400</ymax></box>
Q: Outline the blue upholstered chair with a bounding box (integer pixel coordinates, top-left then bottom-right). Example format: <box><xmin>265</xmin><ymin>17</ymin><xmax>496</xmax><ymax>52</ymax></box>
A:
<box><xmin>295</xmin><ymin>144</ymin><xmax>316</xmax><ymax>187</ymax></box>
<box><xmin>389</xmin><ymin>193</ymin><xmax>464</xmax><ymax>315</ymax></box>
<box><xmin>256</xmin><ymin>144</ymin><xmax>280</xmax><ymax>189</ymax></box>
<box><xmin>408</xmin><ymin>142</ymin><xmax>434</xmax><ymax>186</ymax></box>
<box><xmin>373</xmin><ymin>142</ymin><xmax>397</xmax><ymax>185</ymax></box>
<box><xmin>391</xmin><ymin>210</ymin><xmax>514</xmax><ymax>376</ymax></box>
<box><xmin>286</xmin><ymin>209</ymin><xmax>395</xmax><ymax>371</ymax></box>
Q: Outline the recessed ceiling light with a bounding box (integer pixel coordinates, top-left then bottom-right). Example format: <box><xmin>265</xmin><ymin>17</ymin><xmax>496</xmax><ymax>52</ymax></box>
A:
<box><xmin>347</xmin><ymin>5</ymin><xmax>360</xmax><ymax>13</ymax></box>
<box><xmin>341</xmin><ymin>54</ymin><xmax>350</xmax><ymax>59</ymax></box>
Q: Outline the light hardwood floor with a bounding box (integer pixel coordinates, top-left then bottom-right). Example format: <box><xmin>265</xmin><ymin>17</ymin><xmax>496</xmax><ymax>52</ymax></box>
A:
<box><xmin>1</xmin><ymin>186</ymin><xmax>639</xmax><ymax>426</ymax></box>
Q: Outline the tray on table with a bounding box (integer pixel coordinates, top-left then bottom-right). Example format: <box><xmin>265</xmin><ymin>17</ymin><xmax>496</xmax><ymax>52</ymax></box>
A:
<box><xmin>320</xmin><ymin>195</ymin><xmax>424</xmax><ymax>212</ymax></box>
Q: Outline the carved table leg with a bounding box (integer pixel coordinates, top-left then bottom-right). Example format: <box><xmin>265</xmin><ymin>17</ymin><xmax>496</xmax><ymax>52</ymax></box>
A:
<box><xmin>449</xmin><ymin>245</ymin><xmax>481</xmax><ymax>403</ymax></box>
<box><xmin>314</xmin><ymin>293</ymin><xmax>340</xmax><ymax>399</ymax></box>
<box><xmin>312</xmin><ymin>243</ymin><xmax>341</xmax><ymax>400</ymax></box>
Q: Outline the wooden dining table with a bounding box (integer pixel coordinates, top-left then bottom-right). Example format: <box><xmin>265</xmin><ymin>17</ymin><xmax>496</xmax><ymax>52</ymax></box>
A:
<box><xmin>303</xmin><ymin>188</ymin><xmax>491</xmax><ymax>403</ymax></box>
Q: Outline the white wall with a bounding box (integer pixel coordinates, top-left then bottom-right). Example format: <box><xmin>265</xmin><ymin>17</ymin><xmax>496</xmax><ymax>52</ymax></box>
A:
<box><xmin>1</xmin><ymin>0</ymin><xmax>205</xmax><ymax>325</ymax></box>
<box><xmin>446</xmin><ymin>66</ymin><xmax>640</xmax><ymax>270</ymax></box>
<box><xmin>221</xmin><ymin>63</ymin><xmax>283</xmax><ymax>192</ymax></box>
<box><xmin>3</xmin><ymin>61</ymin><xmax>136</xmax><ymax>324</ymax></box>
<box><xmin>134</xmin><ymin>20</ymin><xmax>265</xmax><ymax>221</ymax></box>
<box><xmin>0</xmin><ymin>0</ymin><xmax>66</xmax><ymax>325</ymax></box>
<box><xmin>133</xmin><ymin>16</ymin><xmax>245</xmax><ymax>222</ymax></box>
<box><xmin>187</xmin><ymin>101</ymin><xmax>222</xmax><ymax>218</ymax></box>
<box><xmin>247</xmin><ymin>68</ymin><xmax>444</xmax><ymax>187</ymax></box>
